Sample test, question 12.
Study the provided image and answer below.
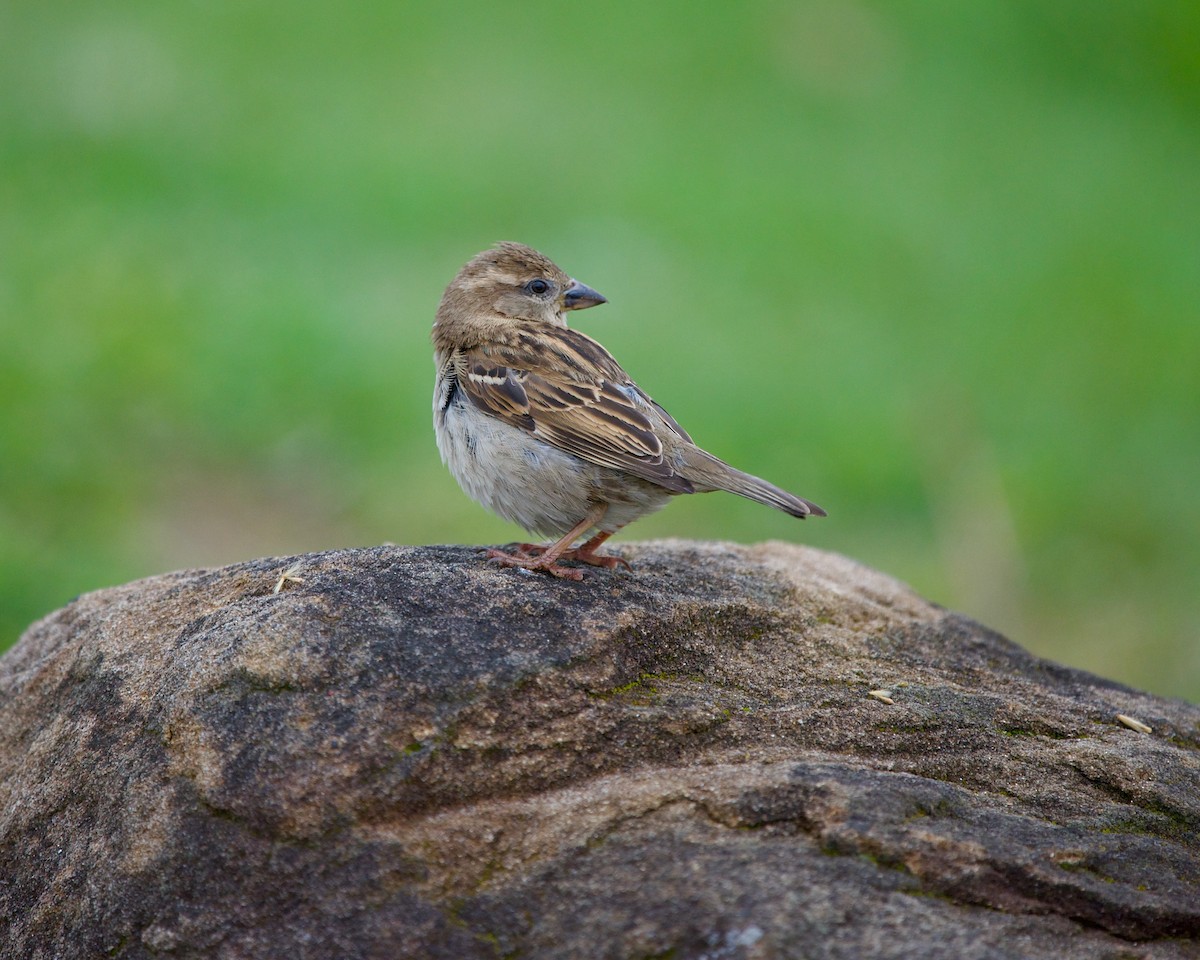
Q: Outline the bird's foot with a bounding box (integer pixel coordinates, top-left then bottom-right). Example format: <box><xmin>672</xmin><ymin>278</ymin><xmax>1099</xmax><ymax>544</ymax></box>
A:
<box><xmin>503</xmin><ymin>542</ymin><xmax>631</xmax><ymax>571</ymax></box>
<box><xmin>484</xmin><ymin>548</ymin><xmax>585</xmax><ymax>581</ymax></box>
<box><xmin>567</xmin><ymin>547</ymin><xmax>632</xmax><ymax>571</ymax></box>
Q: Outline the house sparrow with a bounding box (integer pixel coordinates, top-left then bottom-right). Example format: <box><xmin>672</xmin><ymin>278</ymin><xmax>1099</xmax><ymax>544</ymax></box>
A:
<box><xmin>432</xmin><ymin>242</ymin><xmax>826</xmax><ymax>580</ymax></box>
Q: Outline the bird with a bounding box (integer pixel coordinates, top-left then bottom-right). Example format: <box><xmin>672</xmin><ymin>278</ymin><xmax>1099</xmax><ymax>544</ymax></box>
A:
<box><xmin>431</xmin><ymin>242</ymin><xmax>826</xmax><ymax>580</ymax></box>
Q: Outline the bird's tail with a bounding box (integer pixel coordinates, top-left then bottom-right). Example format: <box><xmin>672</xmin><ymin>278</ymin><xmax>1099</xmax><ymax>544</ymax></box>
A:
<box><xmin>683</xmin><ymin>450</ymin><xmax>827</xmax><ymax>519</ymax></box>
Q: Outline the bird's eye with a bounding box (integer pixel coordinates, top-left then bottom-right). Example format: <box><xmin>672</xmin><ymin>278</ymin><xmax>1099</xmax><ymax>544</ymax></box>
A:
<box><xmin>524</xmin><ymin>278</ymin><xmax>551</xmax><ymax>297</ymax></box>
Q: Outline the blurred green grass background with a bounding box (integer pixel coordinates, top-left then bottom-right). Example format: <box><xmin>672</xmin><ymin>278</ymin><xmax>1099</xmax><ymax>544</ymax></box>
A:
<box><xmin>1</xmin><ymin>1</ymin><xmax>1197</xmax><ymax>701</ymax></box>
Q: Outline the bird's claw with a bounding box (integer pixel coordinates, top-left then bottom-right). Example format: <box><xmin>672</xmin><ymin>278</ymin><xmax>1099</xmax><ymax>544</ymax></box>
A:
<box><xmin>573</xmin><ymin>551</ymin><xmax>632</xmax><ymax>571</ymax></box>
<box><xmin>484</xmin><ymin>548</ymin><xmax>586</xmax><ymax>581</ymax></box>
<box><xmin>500</xmin><ymin>542</ymin><xmax>631</xmax><ymax>571</ymax></box>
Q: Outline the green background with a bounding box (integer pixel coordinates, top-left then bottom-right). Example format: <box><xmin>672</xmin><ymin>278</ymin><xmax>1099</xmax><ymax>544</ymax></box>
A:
<box><xmin>2</xmin><ymin>2</ymin><xmax>1198</xmax><ymax>702</ymax></box>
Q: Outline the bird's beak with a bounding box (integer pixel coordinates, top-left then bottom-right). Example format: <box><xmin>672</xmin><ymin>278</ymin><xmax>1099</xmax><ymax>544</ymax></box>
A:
<box><xmin>563</xmin><ymin>279</ymin><xmax>607</xmax><ymax>311</ymax></box>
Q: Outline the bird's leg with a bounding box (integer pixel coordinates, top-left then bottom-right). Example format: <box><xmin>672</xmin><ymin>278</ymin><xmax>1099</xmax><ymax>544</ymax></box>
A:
<box><xmin>510</xmin><ymin>542</ymin><xmax>550</xmax><ymax>557</ymax></box>
<box><xmin>563</xmin><ymin>529</ymin><xmax>632</xmax><ymax>570</ymax></box>
<box><xmin>505</xmin><ymin>528</ymin><xmax>631</xmax><ymax>570</ymax></box>
<box><xmin>485</xmin><ymin>504</ymin><xmax>608</xmax><ymax>580</ymax></box>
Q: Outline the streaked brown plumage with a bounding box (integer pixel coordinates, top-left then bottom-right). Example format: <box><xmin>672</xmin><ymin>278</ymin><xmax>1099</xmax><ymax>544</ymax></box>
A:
<box><xmin>432</xmin><ymin>242</ymin><xmax>825</xmax><ymax>579</ymax></box>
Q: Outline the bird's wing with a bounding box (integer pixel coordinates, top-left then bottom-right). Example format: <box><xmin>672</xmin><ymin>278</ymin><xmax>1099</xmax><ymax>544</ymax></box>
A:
<box><xmin>456</xmin><ymin>329</ymin><xmax>696</xmax><ymax>493</ymax></box>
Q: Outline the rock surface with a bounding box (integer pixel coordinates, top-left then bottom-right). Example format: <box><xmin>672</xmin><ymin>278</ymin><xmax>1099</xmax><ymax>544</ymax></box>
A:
<box><xmin>1</xmin><ymin>540</ymin><xmax>1198</xmax><ymax>959</ymax></box>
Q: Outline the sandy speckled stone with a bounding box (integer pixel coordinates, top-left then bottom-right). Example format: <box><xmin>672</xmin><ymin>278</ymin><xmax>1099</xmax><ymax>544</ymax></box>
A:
<box><xmin>1</xmin><ymin>541</ymin><xmax>1198</xmax><ymax>959</ymax></box>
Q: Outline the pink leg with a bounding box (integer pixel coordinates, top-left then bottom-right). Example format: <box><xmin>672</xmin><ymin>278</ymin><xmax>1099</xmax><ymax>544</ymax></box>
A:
<box><xmin>567</xmin><ymin>529</ymin><xmax>632</xmax><ymax>570</ymax></box>
<box><xmin>509</xmin><ymin>542</ymin><xmax>551</xmax><ymax>557</ymax></box>
<box><xmin>500</xmin><ymin>528</ymin><xmax>631</xmax><ymax>570</ymax></box>
<box><xmin>485</xmin><ymin>505</ymin><xmax>608</xmax><ymax>581</ymax></box>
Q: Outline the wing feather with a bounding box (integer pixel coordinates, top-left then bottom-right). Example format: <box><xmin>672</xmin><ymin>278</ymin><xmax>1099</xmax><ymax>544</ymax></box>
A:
<box><xmin>456</xmin><ymin>329</ymin><xmax>695</xmax><ymax>493</ymax></box>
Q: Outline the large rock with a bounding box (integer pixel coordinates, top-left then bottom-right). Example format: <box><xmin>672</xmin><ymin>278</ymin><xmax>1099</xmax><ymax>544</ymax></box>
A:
<box><xmin>1</xmin><ymin>541</ymin><xmax>1198</xmax><ymax>959</ymax></box>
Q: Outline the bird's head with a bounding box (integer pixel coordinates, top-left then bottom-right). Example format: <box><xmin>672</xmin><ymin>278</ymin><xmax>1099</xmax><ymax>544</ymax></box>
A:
<box><xmin>433</xmin><ymin>242</ymin><xmax>606</xmax><ymax>349</ymax></box>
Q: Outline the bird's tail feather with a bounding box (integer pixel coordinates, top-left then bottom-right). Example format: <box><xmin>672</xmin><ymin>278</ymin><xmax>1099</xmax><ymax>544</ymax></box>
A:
<box><xmin>684</xmin><ymin>451</ymin><xmax>826</xmax><ymax>519</ymax></box>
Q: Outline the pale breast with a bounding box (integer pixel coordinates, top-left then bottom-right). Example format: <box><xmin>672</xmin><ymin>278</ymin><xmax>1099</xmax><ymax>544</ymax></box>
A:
<box><xmin>434</xmin><ymin>385</ymin><xmax>597</xmax><ymax>537</ymax></box>
<box><xmin>433</xmin><ymin>370</ymin><xmax>676</xmax><ymax>538</ymax></box>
